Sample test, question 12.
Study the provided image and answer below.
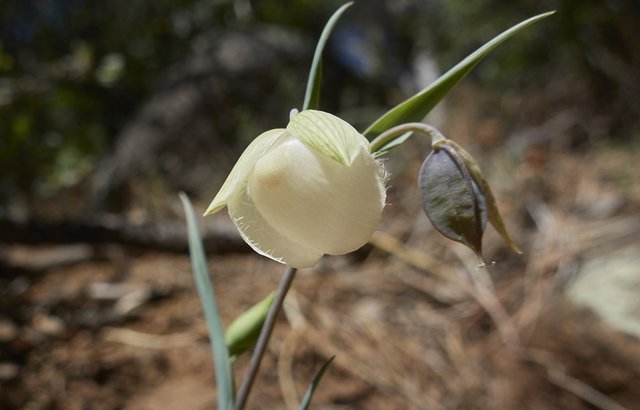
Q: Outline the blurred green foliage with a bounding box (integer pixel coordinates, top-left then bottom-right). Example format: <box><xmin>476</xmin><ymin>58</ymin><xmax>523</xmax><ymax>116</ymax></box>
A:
<box><xmin>1</xmin><ymin>0</ymin><xmax>227</xmax><ymax>198</ymax></box>
<box><xmin>0</xmin><ymin>0</ymin><xmax>347</xmax><ymax>203</ymax></box>
<box><xmin>0</xmin><ymin>0</ymin><xmax>638</xmax><ymax>206</ymax></box>
<box><xmin>409</xmin><ymin>0</ymin><xmax>640</xmax><ymax>135</ymax></box>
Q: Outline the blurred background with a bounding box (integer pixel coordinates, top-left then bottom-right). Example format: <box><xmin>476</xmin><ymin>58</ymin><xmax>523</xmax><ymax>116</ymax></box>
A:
<box><xmin>1</xmin><ymin>0</ymin><xmax>639</xmax><ymax>409</ymax></box>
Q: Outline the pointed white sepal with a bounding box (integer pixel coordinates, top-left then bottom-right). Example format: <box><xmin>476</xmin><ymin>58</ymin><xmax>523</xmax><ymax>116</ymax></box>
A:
<box><xmin>204</xmin><ymin>128</ymin><xmax>286</xmax><ymax>216</ymax></box>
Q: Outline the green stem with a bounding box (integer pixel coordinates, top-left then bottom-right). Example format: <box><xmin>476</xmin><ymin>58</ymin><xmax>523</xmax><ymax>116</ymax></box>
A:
<box><xmin>369</xmin><ymin>122</ymin><xmax>446</xmax><ymax>154</ymax></box>
<box><xmin>234</xmin><ymin>266</ymin><xmax>298</xmax><ymax>410</ymax></box>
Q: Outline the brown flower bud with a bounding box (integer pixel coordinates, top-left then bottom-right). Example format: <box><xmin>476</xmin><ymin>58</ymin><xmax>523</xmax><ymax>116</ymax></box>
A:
<box><xmin>419</xmin><ymin>139</ymin><xmax>521</xmax><ymax>259</ymax></box>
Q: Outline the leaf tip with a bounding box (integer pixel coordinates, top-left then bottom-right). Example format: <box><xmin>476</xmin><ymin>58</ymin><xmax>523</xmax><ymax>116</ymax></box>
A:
<box><xmin>178</xmin><ymin>191</ymin><xmax>189</xmax><ymax>205</ymax></box>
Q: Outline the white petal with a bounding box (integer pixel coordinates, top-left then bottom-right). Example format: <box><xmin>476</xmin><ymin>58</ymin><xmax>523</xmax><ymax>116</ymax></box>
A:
<box><xmin>249</xmin><ymin>136</ymin><xmax>385</xmax><ymax>255</ymax></box>
<box><xmin>204</xmin><ymin>128</ymin><xmax>286</xmax><ymax>216</ymax></box>
<box><xmin>287</xmin><ymin>110</ymin><xmax>365</xmax><ymax>166</ymax></box>
<box><xmin>228</xmin><ymin>183</ymin><xmax>323</xmax><ymax>268</ymax></box>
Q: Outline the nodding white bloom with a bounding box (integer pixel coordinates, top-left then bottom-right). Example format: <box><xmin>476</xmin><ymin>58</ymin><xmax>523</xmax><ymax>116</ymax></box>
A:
<box><xmin>204</xmin><ymin>110</ymin><xmax>386</xmax><ymax>268</ymax></box>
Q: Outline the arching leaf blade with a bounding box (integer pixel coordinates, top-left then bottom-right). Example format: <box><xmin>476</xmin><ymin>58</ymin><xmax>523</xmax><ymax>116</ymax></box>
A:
<box><xmin>363</xmin><ymin>11</ymin><xmax>555</xmax><ymax>140</ymax></box>
<box><xmin>302</xmin><ymin>2</ymin><xmax>353</xmax><ymax>111</ymax></box>
<box><xmin>299</xmin><ymin>356</ymin><xmax>336</xmax><ymax>410</ymax></box>
<box><xmin>180</xmin><ymin>193</ymin><xmax>235</xmax><ymax>410</ymax></box>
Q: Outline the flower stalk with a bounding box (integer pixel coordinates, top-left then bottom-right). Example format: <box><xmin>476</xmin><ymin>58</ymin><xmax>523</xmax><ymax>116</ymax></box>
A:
<box><xmin>234</xmin><ymin>266</ymin><xmax>298</xmax><ymax>410</ymax></box>
<box><xmin>369</xmin><ymin>122</ymin><xmax>446</xmax><ymax>154</ymax></box>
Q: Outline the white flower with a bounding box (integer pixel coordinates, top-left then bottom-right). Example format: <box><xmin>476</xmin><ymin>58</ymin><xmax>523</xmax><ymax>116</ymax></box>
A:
<box><xmin>204</xmin><ymin>110</ymin><xmax>386</xmax><ymax>268</ymax></box>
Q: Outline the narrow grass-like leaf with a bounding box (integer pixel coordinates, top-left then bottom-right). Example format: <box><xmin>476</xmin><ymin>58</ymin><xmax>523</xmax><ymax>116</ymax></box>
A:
<box><xmin>302</xmin><ymin>2</ymin><xmax>353</xmax><ymax>111</ymax></box>
<box><xmin>225</xmin><ymin>292</ymin><xmax>275</xmax><ymax>360</ymax></box>
<box><xmin>179</xmin><ymin>193</ymin><xmax>234</xmax><ymax>410</ymax></box>
<box><xmin>306</xmin><ymin>62</ymin><xmax>322</xmax><ymax>112</ymax></box>
<box><xmin>363</xmin><ymin>11</ymin><xmax>554</xmax><ymax>140</ymax></box>
<box><xmin>299</xmin><ymin>356</ymin><xmax>336</xmax><ymax>410</ymax></box>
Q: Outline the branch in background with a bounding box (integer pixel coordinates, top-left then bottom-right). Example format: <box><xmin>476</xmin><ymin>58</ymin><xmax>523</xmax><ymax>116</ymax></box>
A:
<box><xmin>0</xmin><ymin>215</ymin><xmax>246</xmax><ymax>254</ymax></box>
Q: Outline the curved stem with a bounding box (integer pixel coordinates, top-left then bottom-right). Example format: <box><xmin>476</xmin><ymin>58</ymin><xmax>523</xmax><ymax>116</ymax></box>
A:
<box><xmin>235</xmin><ymin>266</ymin><xmax>298</xmax><ymax>410</ymax></box>
<box><xmin>369</xmin><ymin>122</ymin><xmax>446</xmax><ymax>154</ymax></box>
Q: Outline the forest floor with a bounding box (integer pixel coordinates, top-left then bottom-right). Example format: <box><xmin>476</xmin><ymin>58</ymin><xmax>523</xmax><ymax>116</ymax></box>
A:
<box><xmin>2</xmin><ymin>89</ymin><xmax>640</xmax><ymax>410</ymax></box>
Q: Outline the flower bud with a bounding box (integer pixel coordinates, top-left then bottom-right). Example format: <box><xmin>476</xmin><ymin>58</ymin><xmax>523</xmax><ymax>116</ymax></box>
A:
<box><xmin>419</xmin><ymin>141</ymin><xmax>487</xmax><ymax>258</ymax></box>
<box><xmin>418</xmin><ymin>138</ymin><xmax>520</xmax><ymax>259</ymax></box>
<box><xmin>205</xmin><ymin>110</ymin><xmax>387</xmax><ymax>268</ymax></box>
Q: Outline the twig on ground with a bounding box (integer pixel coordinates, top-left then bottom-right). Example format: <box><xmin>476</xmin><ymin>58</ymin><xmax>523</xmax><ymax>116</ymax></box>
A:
<box><xmin>524</xmin><ymin>348</ymin><xmax>627</xmax><ymax>410</ymax></box>
<box><xmin>103</xmin><ymin>327</ymin><xmax>199</xmax><ymax>349</ymax></box>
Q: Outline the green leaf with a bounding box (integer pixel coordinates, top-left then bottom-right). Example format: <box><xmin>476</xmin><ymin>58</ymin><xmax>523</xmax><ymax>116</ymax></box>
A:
<box><xmin>225</xmin><ymin>292</ymin><xmax>275</xmax><ymax>359</ymax></box>
<box><xmin>305</xmin><ymin>61</ymin><xmax>322</xmax><ymax>112</ymax></box>
<box><xmin>179</xmin><ymin>193</ymin><xmax>235</xmax><ymax>410</ymax></box>
<box><xmin>302</xmin><ymin>2</ymin><xmax>353</xmax><ymax>111</ymax></box>
<box><xmin>299</xmin><ymin>356</ymin><xmax>336</xmax><ymax>410</ymax></box>
<box><xmin>363</xmin><ymin>11</ymin><xmax>555</xmax><ymax>140</ymax></box>
<box><xmin>418</xmin><ymin>147</ymin><xmax>487</xmax><ymax>258</ymax></box>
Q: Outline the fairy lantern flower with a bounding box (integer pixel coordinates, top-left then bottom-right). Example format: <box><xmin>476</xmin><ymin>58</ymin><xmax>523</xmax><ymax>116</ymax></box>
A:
<box><xmin>204</xmin><ymin>110</ymin><xmax>386</xmax><ymax>268</ymax></box>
